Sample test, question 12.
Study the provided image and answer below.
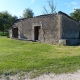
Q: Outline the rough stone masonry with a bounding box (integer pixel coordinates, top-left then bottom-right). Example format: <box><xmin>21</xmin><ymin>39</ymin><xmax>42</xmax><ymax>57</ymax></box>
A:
<box><xmin>9</xmin><ymin>11</ymin><xmax>80</xmax><ymax>45</ymax></box>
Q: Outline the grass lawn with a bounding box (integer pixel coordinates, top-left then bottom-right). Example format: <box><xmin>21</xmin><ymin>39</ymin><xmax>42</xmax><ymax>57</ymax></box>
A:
<box><xmin>0</xmin><ymin>37</ymin><xmax>80</xmax><ymax>77</ymax></box>
<box><xmin>0</xmin><ymin>32</ymin><xmax>9</xmax><ymax>36</ymax></box>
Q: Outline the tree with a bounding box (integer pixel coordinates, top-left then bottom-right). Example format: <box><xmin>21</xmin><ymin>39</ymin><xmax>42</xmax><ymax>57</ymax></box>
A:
<box><xmin>0</xmin><ymin>11</ymin><xmax>18</xmax><ymax>32</ymax></box>
<box><xmin>13</xmin><ymin>16</ymin><xmax>18</xmax><ymax>21</ymax></box>
<box><xmin>23</xmin><ymin>8</ymin><xmax>34</xmax><ymax>18</ymax></box>
<box><xmin>70</xmin><ymin>9</ymin><xmax>80</xmax><ymax>22</ymax></box>
<box><xmin>0</xmin><ymin>18</ymin><xmax>4</xmax><ymax>32</ymax></box>
<box><xmin>0</xmin><ymin>13</ymin><xmax>4</xmax><ymax>32</ymax></box>
<box><xmin>43</xmin><ymin>0</ymin><xmax>56</xmax><ymax>14</ymax></box>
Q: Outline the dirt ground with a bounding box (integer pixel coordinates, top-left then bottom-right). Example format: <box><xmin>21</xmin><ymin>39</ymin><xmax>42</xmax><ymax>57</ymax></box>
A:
<box><xmin>0</xmin><ymin>70</ymin><xmax>80</xmax><ymax>80</ymax></box>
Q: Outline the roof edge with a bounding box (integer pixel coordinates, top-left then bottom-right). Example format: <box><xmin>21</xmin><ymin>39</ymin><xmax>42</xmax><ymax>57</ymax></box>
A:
<box><xmin>58</xmin><ymin>11</ymin><xmax>79</xmax><ymax>23</ymax></box>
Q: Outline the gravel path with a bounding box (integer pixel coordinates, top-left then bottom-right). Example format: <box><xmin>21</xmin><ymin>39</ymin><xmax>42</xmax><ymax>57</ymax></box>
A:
<box><xmin>0</xmin><ymin>70</ymin><xmax>80</xmax><ymax>80</ymax></box>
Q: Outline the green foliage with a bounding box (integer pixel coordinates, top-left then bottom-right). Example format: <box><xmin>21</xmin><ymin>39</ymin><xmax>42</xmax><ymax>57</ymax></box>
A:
<box><xmin>0</xmin><ymin>13</ymin><xmax>4</xmax><ymax>31</ymax></box>
<box><xmin>70</xmin><ymin>9</ymin><xmax>80</xmax><ymax>22</ymax></box>
<box><xmin>0</xmin><ymin>11</ymin><xmax>18</xmax><ymax>32</ymax></box>
<box><xmin>23</xmin><ymin>8</ymin><xmax>34</xmax><ymax>18</ymax></box>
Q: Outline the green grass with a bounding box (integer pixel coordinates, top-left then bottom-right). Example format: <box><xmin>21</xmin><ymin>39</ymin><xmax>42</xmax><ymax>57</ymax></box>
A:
<box><xmin>0</xmin><ymin>32</ymin><xmax>9</xmax><ymax>36</ymax></box>
<box><xmin>0</xmin><ymin>37</ymin><xmax>80</xmax><ymax>77</ymax></box>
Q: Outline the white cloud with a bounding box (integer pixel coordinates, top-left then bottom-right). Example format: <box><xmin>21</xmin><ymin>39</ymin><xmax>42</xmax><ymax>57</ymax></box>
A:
<box><xmin>31</xmin><ymin>0</ymin><xmax>35</xmax><ymax>4</ymax></box>
<box><xmin>17</xmin><ymin>9</ymin><xmax>24</xmax><ymax>17</ymax></box>
<box><xmin>65</xmin><ymin>1</ymin><xmax>78</xmax><ymax>8</ymax></box>
<box><xmin>71</xmin><ymin>1</ymin><xmax>77</xmax><ymax>6</ymax></box>
<box><xmin>64</xmin><ymin>1</ymin><xmax>80</xmax><ymax>14</ymax></box>
<box><xmin>18</xmin><ymin>9</ymin><xmax>24</xmax><ymax>14</ymax></box>
<box><xmin>65</xmin><ymin>1</ymin><xmax>80</xmax><ymax>10</ymax></box>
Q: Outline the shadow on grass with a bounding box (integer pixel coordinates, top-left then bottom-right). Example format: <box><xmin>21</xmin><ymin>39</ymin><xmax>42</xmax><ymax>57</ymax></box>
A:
<box><xmin>0</xmin><ymin>32</ymin><xmax>9</xmax><ymax>37</ymax></box>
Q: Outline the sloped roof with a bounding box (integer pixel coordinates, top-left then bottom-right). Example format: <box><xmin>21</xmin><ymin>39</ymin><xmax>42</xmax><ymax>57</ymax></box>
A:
<box><xmin>58</xmin><ymin>11</ymin><xmax>78</xmax><ymax>23</ymax></box>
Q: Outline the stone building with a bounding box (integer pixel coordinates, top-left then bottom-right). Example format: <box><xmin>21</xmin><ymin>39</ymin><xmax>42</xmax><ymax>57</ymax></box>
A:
<box><xmin>9</xmin><ymin>11</ymin><xmax>80</xmax><ymax>45</ymax></box>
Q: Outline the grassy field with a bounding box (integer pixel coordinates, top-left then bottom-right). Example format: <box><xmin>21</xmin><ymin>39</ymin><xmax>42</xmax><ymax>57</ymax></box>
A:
<box><xmin>0</xmin><ymin>32</ymin><xmax>9</xmax><ymax>36</ymax></box>
<box><xmin>0</xmin><ymin>37</ymin><xmax>80</xmax><ymax>77</ymax></box>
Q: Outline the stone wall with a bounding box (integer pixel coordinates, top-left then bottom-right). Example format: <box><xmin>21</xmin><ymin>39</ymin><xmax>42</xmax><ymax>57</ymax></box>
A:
<box><xmin>9</xmin><ymin>12</ymin><xmax>80</xmax><ymax>45</ymax></box>
<box><xmin>59</xmin><ymin>39</ymin><xmax>80</xmax><ymax>45</ymax></box>
<box><xmin>10</xmin><ymin>14</ymin><xmax>61</xmax><ymax>44</ymax></box>
<box><xmin>60</xmin><ymin>13</ymin><xmax>79</xmax><ymax>39</ymax></box>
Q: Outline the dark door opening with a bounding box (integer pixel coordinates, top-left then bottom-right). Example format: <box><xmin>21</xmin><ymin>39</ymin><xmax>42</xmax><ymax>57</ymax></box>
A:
<box><xmin>12</xmin><ymin>28</ymin><xmax>18</xmax><ymax>38</ymax></box>
<box><xmin>79</xmin><ymin>31</ymin><xmax>80</xmax><ymax>39</ymax></box>
<box><xmin>34</xmin><ymin>27</ymin><xmax>39</xmax><ymax>40</ymax></box>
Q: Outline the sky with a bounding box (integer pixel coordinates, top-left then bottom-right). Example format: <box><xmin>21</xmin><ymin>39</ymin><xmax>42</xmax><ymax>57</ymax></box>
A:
<box><xmin>0</xmin><ymin>0</ymin><xmax>80</xmax><ymax>18</ymax></box>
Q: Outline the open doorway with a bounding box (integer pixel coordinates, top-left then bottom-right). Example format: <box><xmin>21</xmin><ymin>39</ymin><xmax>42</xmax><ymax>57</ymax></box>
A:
<box><xmin>12</xmin><ymin>28</ymin><xmax>18</xmax><ymax>38</ymax></box>
<box><xmin>79</xmin><ymin>31</ymin><xmax>80</xmax><ymax>39</ymax></box>
<box><xmin>34</xmin><ymin>26</ymin><xmax>40</xmax><ymax>40</ymax></box>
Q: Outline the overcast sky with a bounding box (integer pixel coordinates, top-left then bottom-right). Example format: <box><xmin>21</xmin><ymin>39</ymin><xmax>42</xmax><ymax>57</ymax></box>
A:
<box><xmin>0</xmin><ymin>0</ymin><xmax>80</xmax><ymax>18</ymax></box>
